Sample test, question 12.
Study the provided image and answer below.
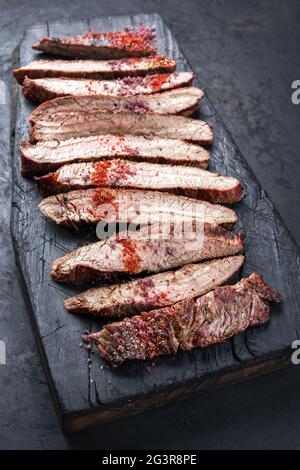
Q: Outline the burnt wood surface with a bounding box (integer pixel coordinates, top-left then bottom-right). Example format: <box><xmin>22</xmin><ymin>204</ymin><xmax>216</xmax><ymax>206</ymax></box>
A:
<box><xmin>11</xmin><ymin>13</ymin><xmax>300</xmax><ymax>433</ymax></box>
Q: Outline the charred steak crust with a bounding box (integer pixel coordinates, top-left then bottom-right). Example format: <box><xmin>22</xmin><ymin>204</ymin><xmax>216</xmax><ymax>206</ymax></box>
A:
<box><xmin>87</xmin><ymin>273</ymin><xmax>281</xmax><ymax>366</ymax></box>
<box><xmin>64</xmin><ymin>255</ymin><xmax>245</xmax><ymax>316</ymax></box>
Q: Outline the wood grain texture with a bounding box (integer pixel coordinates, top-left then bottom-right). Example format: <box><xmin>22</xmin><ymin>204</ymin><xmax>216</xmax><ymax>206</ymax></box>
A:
<box><xmin>11</xmin><ymin>13</ymin><xmax>300</xmax><ymax>433</ymax></box>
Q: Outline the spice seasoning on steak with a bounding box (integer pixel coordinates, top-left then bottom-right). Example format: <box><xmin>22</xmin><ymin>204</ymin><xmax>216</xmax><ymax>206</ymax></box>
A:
<box><xmin>50</xmin><ymin>225</ymin><xmax>244</xmax><ymax>284</ymax></box>
<box><xmin>38</xmin><ymin>188</ymin><xmax>238</xmax><ymax>229</ymax></box>
<box><xmin>32</xmin><ymin>26</ymin><xmax>157</xmax><ymax>59</ymax></box>
<box><xmin>20</xmin><ymin>134</ymin><xmax>209</xmax><ymax>178</ymax></box>
<box><xmin>35</xmin><ymin>159</ymin><xmax>242</xmax><ymax>203</ymax></box>
<box><xmin>119</xmin><ymin>239</ymin><xmax>141</xmax><ymax>273</ymax></box>
<box><xmin>21</xmin><ymin>72</ymin><xmax>194</xmax><ymax>105</ymax></box>
<box><xmin>64</xmin><ymin>256</ymin><xmax>244</xmax><ymax>314</ymax></box>
<box><xmin>88</xmin><ymin>273</ymin><xmax>281</xmax><ymax>366</ymax></box>
<box><xmin>14</xmin><ymin>55</ymin><xmax>176</xmax><ymax>84</ymax></box>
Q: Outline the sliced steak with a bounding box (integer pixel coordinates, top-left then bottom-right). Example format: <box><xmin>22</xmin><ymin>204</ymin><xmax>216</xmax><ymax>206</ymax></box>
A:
<box><xmin>38</xmin><ymin>188</ymin><xmax>238</xmax><ymax>229</ymax></box>
<box><xmin>87</xmin><ymin>273</ymin><xmax>281</xmax><ymax>366</ymax></box>
<box><xmin>22</xmin><ymin>71</ymin><xmax>193</xmax><ymax>104</ymax></box>
<box><xmin>51</xmin><ymin>225</ymin><xmax>244</xmax><ymax>284</ymax></box>
<box><xmin>65</xmin><ymin>255</ymin><xmax>245</xmax><ymax>317</ymax></box>
<box><xmin>13</xmin><ymin>55</ymin><xmax>176</xmax><ymax>84</ymax></box>
<box><xmin>32</xmin><ymin>29</ymin><xmax>157</xmax><ymax>59</ymax></box>
<box><xmin>20</xmin><ymin>135</ymin><xmax>210</xmax><ymax>177</ymax></box>
<box><xmin>29</xmin><ymin>87</ymin><xmax>203</xmax><ymax>123</ymax></box>
<box><xmin>36</xmin><ymin>160</ymin><xmax>242</xmax><ymax>203</ymax></box>
<box><xmin>30</xmin><ymin>111</ymin><xmax>213</xmax><ymax>144</ymax></box>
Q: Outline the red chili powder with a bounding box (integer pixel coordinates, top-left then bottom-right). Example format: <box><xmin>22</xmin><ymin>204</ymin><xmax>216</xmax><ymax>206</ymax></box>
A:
<box><xmin>80</xmin><ymin>28</ymin><xmax>156</xmax><ymax>54</ymax></box>
<box><xmin>152</xmin><ymin>291</ymin><xmax>169</xmax><ymax>304</ymax></box>
<box><xmin>91</xmin><ymin>160</ymin><xmax>111</xmax><ymax>186</ymax></box>
<box><xmin>116</xmin><ymin>136</ymin><xmax>140</xmax><ymax>156</ymax></box>
<box><xmin>106</xmin><ymin>32</ymin><xmax>156</xmax><ymax>54</ymax></box>
<box><xmin>92</xmin><ymin>187</ymin><xmax>115</xmax><ymax>204</ymax></box>
<box><xmin>91</xmin><ymin>159</ymin><xmax>135</xmax><ymax>187</ymax></box>
<box><xmin>148</xmin><ymin>73</ymin><xmax>169</xmax><ymax>92</ymax></box>
<box><xmin>119</xmin><ymin>239</ymin><xmax>140</xmax><ymax>273</ymax></box>
<box><xmin>91</xmin><ymin>187</ymin><xmax>118</xmax><ymax>219</ymax></box>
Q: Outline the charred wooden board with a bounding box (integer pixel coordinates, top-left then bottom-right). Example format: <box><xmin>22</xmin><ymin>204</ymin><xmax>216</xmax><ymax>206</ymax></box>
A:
<box><xmin>11</xmin><ymin>13</ymin><xmax>300</xmax><ymax>433</ymax></box>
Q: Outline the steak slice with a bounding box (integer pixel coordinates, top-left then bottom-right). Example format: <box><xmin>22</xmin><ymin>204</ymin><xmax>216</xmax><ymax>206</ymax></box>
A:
<box><xmin>38</xmin><ymin>188</ymin><xmax>238</xmax><ymax>229</ymax></box>
<box><xmin>32</xmin><ymin>29</ymin><xmax>157</xmax><ymax>59</ymax></box>
<box><xmin>13</xmin><ymin>55</ymin><xmax>176</xmax><ymax>84</ymax></box>
<box><xmin>29</xmin><ymin>87</ymin><xmax>203</xmax><ymax>123</ymax></box>
<box><xmin>87</xmin><ymin>273</ymin><xmax>281</xmax><ymax>366</ymax></box>
<box><xmin>20</xmin><ymin>135</ymin><xmax>210</xmax><ymax>177</ymax></box>
<box><xmin>65</xmin><ymin>255</ymin><xmax>245</xmax><ymax>317</ymax></box>
<box><xmin>36</xmin><ymin>160</ymin><xmax>242</xmax><ymax>203</ymax></box>
<box><xmin>30</xmin><ymin>111</ymin><xmax>213</xmax><ymax>143</ymax></box>
<box><xmin>51</xmin><ymin>225</ymin><xmax>244</xmax><ymax>284</ymax></box>
<box><xmin>22</xmin><ymin>72</ymin><xmax>193</xmax><ymax>104</ymax></box>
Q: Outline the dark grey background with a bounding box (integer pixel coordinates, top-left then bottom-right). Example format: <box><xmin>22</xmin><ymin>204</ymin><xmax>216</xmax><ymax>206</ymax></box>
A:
<box><xmin>0</xmin><ymin>0</ymin><xmax>299</xmax><ymax>450</ymax></box>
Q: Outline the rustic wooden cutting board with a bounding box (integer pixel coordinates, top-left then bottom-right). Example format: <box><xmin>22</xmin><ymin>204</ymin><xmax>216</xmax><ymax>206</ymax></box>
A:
<box><xmin>11</xmin><ymin>13</ymin><xmax>300</xmax><ymax>433</ymax></box>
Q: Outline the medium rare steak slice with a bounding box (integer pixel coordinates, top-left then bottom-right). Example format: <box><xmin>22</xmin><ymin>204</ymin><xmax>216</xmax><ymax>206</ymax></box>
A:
<box><xmin>30</xmin><ymin>110</ymin><xmax>213</xmax><ymax>143</ymax></box>
<box><xmin>32</xmin><ymin>29</ymin><xmax>157</xmax><ymax>59</ymax></box>
<box><xmin>20</xmin><ymin>135</ymin><xmax>210</xmax><ymax>177</ymax></box>
<box><xmin>87</xmin><ymin>273</ymin><xmax>281</xmax><ymax>366</ymax></box>
<box><xmin>65</xmin><ymin>255</ymin><xmax>245</xmax><ymax>317</ymax></box>
<box><xmin>36</xmin><ymin>160</ymin><xmax>242</xmax><ymax>203</ymax></box>
<box><xmin>38</xmin><ymin>188</ymin><xmax>238</xmax><ymax>229</ymax></box>
<box><xmin>51</xmin><ymin>225</ymin><xmax>244</xmax><ymax>284</ymax></box>
<box><xmin>22</xmin><ymin>72</ymin><xmax>193</xmax><ymax>103</ymax></box>
<box><xmin>29</xmin><ymin>87</ymin><xmax>203</xmax><ymax>123</ymax></box>
<box><xmin>13</xmin><ymin>55</ymin><xmax>176</xmax><ymax>84</ymax></box>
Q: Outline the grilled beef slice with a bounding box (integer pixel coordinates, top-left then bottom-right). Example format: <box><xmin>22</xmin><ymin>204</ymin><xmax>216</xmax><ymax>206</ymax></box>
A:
<box><xmin>87</xmin><ymin>273</ymin><xmax>281</xmax><ymax>366</ymax></box>
<box><xmin>30</xmin><ymin>111</ymin><xmax>213</xmax><ymax>143</ymax></box>
<box><xmin>36</xmin><ymin>160</ymin><xmax>242</xmax><ymax>203</ymax></box>
<box><xmin>20</xmin><ymin>135</ymin><xmax>210</xmax><ymax>177</ymax></box>
<box><xmin>65</xmin><ymin>255</ymin><xmax>245</xmax><ymax>317</ymax></box>
<box><xmin>14</xmin><ymin>55</ymin><xmax>176</xmax><ymax>84</ymax></box>
<box><xmin>22</xmin><ymin>72</ymin><xmax>193</xmax><ymax>103</ymax></box>
<box><xmin>38</xmin><ymin>188</ymin><xmax>238</xmax><ymax>229</ymax></box>
<box><xmin>51</xmin><ymin>225</ymin><xmax>244</xmax><ymax>284</ymax></box>
<box><xmin>32</xmin><ymin>30</ymin><xmax>157</xmax><ymax>59</ymax></box>
<box><xmin>29</xmin><ymin>87</ymin><xmax>203</xmax><ymax>123</ymax></box>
